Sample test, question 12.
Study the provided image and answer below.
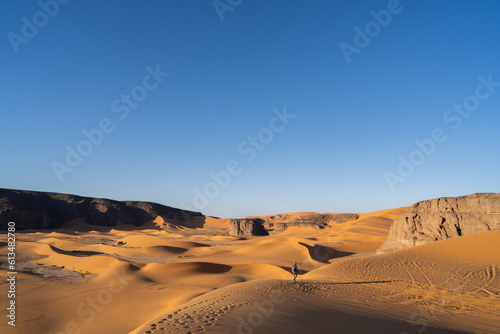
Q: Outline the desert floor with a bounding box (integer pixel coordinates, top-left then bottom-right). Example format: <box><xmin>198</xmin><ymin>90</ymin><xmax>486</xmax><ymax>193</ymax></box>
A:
<box><xmin>1</xmin><ymin>208</ymin><xmax>499</xmax><ymax>334</ymax></box>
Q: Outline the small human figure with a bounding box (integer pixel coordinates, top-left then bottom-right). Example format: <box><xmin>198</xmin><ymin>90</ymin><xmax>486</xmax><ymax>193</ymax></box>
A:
<box><xmin>291</xmin><ymin>262</ymin><xmax>299</xmax><ymax>283</ymax></box>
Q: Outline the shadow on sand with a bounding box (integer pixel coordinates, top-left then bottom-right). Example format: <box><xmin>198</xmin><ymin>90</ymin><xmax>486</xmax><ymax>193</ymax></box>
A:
<box><xmin>318</xmin><ymin>280</ymin><xmax>396</xmax><ymax>285</ymax></box>
<box><xmin>298</xmin><ymin>242</ymin><xmax>354</xmax><ymax>263</ymax></box>
<box><xmin>49</xmin><ymin>245</ymin><xmax>106</xmax><ymax>257</ymax></box>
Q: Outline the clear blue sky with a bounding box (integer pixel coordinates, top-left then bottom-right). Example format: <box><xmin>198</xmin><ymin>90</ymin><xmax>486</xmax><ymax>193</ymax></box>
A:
<box><xmin>1</xmin><ymin>0</ymin><xmax>499</xmax><ymax>218</ymax></box>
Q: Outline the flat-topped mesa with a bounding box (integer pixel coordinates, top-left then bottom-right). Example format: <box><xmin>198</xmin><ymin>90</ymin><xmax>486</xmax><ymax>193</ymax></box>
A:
<box><xmin>274</xmin><ymin>213</ymin><xmax>359</xmax><ymax>232</ymax></box>
<box><xmin>0</xmin><ymin>188</ymin><xmax>203</xmax><ymax>230</ymax></box>
<box><xmin>378</xmin><ymin>193</ymin><xmax>500</xmax><ymax>253</ymax></box>
<box><xmin>229</xmin><ymin>218</ymin><xmax>269</xmax><ymax>236</ymax></box>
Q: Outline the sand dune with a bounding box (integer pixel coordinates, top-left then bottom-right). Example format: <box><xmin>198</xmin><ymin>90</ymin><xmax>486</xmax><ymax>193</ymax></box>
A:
<box><xmin>1</xmin><ymin>207</ymin><xmax>498</xmax><ymax>334</ymax></box>
<box><xmin>133</xmin><ymin>230</ymin><xmax>499</xmax><ymax>334</ymax></box>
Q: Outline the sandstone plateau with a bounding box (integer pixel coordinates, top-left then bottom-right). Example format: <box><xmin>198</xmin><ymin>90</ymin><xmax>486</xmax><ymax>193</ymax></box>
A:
<box><xmin>0</xmin><ymin>188</ymin><xmax>202</xmax><ymax>230</ymax></box>
<box><xmin>272</xmin><ymin>213</ymin><xmax>360</xmax><ymax>232</ymax></box>
<box><xmin>378</xmin><ymin>192</ymin><xmax>500</xmax><ymax>253</ymax></box>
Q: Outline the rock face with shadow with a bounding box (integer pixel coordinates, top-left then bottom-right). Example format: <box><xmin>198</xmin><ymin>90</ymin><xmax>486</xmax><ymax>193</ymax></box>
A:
<box><xmin>0</xmin><ymin>188</ymin><xmax>203</xmax><ymax>230</ymax></box>
<box><xmin>229</xmin><ymin>218</ymin><xmax>269</xmax><ymax>236</ymax></box>
<box><xmin>378</xmin><ymin>193</ymin><xmax>500</xmax><ymax>253</ymax></box>
<box><xmin>274</xmin><ymin>213</ymin><xmax>359</xmax><ymax>232</ymax></box>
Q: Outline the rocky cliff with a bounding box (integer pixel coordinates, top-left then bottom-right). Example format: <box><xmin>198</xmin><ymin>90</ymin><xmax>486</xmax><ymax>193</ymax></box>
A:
<box><xmin>378</xmin><ymin>193</ymin><xmax>500</xmax><ymax>253</ymax></box>
<box><xmin>274</xmin><ymin>213</ymin><xmax>359</xmax><ymax>232</ymax></box>
<box><xmin>229</xmin><ymin>219</ymin><xmax>269</xmax><ymax>236</ymax></box>
<box><xmin>0</xmin><ymin>188</ymin><xmax>203</xmax><ymax>230</ymax></box>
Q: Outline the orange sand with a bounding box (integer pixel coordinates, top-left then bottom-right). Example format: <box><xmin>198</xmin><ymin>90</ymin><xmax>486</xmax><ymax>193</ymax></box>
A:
<box><xmin>1</xmin><ymin>207</ymin><xmax>498</xmax><ymax>334</ymax></box>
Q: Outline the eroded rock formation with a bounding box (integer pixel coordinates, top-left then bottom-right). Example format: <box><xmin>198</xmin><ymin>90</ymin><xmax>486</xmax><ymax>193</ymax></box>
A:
<box><xmin>229</xmin><ymin>219</ymin><xmax>269</xmax><ymax>236</ymax></box>
<box><xmin>378</xmin><ymin>193</ymin><xmax>500</xmax><ymax>253</ymax></box>
<box><xmin>274</xmin><ymin>213</ymin><xmax>359</xmax><ymax>232</ymax></box>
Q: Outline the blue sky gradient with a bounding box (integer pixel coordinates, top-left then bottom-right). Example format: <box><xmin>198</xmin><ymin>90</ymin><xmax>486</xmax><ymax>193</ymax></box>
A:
<box><xmin>1</xmin><ymin>0</ymin><xmax>499</xmax><ymax>217</ymax></box>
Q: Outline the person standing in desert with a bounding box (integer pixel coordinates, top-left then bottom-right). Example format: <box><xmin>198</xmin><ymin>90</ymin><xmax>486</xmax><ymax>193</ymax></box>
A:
<box><xmin>291</xmin><ymin>262</ymin><xmax>299</xmax><ymax>283</ymax></box>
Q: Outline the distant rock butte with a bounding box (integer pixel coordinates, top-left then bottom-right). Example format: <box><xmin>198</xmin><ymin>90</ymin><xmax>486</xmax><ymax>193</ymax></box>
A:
<box><xmin>229</xmin><ymin>219</ymin><xmax>269</xmax><ymax>236</ymax></box>
<box><xmin>378</xmin><ymin>193</ymin><xmax>500</xmax><ymax>253</ymax></box>
<box><xmin>273</xmin><ymin>213</ymin><xmax>360</xmax><ymax>232</ymax></box>
<box><xmin>0</xmin><ymin>188</ymin><xmax>203</xmax><ymax>230</ymax></box>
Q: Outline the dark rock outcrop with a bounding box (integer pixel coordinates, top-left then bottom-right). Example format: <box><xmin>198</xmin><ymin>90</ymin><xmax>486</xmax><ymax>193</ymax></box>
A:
<box><xmin>378</xmin><ymin>193</ymin><xmax>500</xmax><ymax>253</ymax></box>
<box><xmin>0</xmin><ymin>188</ymin><xmax>203</xmax><ymax>230</ymax></box>
<box><xmin>329</xmin><ymin>213</ymin><xmax>360</xmax><ymax>224</ymax></box>
<box><xmin>229</xmin><ymin>219</ymin><xmax>268</xmax><ymax>236</ymax></box>
<box><xmin>274</xmin><ymin>213</ymin><xmax>359</xmax><ymax>232</ymax></box>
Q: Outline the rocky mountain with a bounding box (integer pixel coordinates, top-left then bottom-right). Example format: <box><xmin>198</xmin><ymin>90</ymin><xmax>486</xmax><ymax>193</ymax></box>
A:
<box><xmin>0</xmin><ymin>188</ymin><xmax>203</xmax><ymax>230</ymax></box>
<box><xmin>378</xmin><ymin>193</ymin><xmax>500</xmax><ymax>253</ymax></box>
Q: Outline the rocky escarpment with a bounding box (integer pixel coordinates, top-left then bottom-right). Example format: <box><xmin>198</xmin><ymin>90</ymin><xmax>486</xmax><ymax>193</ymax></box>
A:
<box><xmin>274</xmin><ymin>213</ymin><xmax>359</xmax><ymax>232</ymax></box>
<box><xmin>378</xmin><ymin>193</ymin><xmax>500</xmax><ymax>253</ymax></box>
<box><xmin>229</xmin><ymin>219</ymin><xmax>269</xmax><ymax>236</ymax></box>
<box><xmin>0</xmin><ymin>188</ymin><xmax>203</xmax><ymax>230</ymax></box>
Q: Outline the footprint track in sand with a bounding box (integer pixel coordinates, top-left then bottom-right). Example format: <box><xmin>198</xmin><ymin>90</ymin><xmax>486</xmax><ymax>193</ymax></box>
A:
<box><xmin>486</xmin><ymin>264</ymin><xmax>497</xmax><ymax>285</ymax></box>
<box><xmin>142</xmin><ymin>291</ymin><xmax>263</xmax><ymax>333</ymax></box>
